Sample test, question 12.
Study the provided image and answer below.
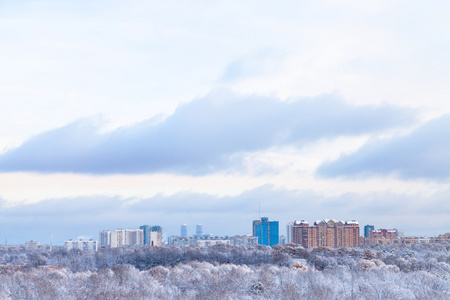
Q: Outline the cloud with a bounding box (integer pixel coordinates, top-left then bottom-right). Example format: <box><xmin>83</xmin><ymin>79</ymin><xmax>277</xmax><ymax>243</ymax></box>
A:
<box><xmin>0</xmin><ymin>89</ymin><xmax>416</xmax><ymax>174</ymax></box>
<box><xmin>0</xmin><ymin>184</ymin><xmax>448</xmax><ymax>244</ymax></box>
<box><xmin>317</xmin><ymin>114</ymin><xmax>450</xmax><ymax>180</ymax></box>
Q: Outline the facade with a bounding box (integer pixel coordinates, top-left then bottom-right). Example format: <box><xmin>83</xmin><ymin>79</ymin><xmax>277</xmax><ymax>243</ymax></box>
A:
<box><xmin>252</xmin><ymin>217</ymin><xmax>279</xmax><ymax>247</ymax></box>
<box><xmin>65</xmin><ymin>239</ymin><xmax>97</xmax><ymax>251</ymax></box>
<box><xmin>364</xmin><ymin>225</ymin><xmax>375</xmax><ymax>238</ymax></box>
<box><xmin>292</xmin><ymin>219</ymin><xmax>360</xmax><ymax>248</ymax></box>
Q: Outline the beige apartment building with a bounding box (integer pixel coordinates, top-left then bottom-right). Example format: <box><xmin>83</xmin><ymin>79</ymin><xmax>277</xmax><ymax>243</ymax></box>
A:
<box><xmin>292</xmin><ymin>219</ymin><xmax>360</xmax><ymax>248</ymax></box>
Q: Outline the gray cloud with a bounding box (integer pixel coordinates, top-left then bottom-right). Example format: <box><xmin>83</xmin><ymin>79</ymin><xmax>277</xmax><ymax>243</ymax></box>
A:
<box><xmin>0</xmin><ymin>89</ymin><xmax>416</xmax><ymax>174</ymax></box>
<box><xmin>317</xmin><ymin>114</ymin><xmax>450</xmax><ymax>180</ymax></box>
<box><xmin>0</xmin><ymin>185</ymin><xmax>448</xmax><ymax>244</ymax></box>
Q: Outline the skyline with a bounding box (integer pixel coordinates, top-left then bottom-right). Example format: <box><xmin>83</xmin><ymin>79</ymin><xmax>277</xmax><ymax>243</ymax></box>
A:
<box><xmin>0</xmin><ymin>213</ymin><xmax>441</xmax><ymax>248</ymax></box>
<box><xmin>1</xmin><ymin>1</ymin><xmax>450</xmax><ymax>244</ymax></box>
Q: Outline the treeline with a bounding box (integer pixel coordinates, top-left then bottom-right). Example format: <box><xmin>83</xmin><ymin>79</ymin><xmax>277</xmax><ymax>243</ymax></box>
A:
<box><xmin>3</xmin><ymin>242</ymin><xmax>447</xmax><ymax>273</ymax></box>
<box><xmin>0</xmin><ymin>243</ymin><xmax>448</xmax><ymax>299</ymax></box>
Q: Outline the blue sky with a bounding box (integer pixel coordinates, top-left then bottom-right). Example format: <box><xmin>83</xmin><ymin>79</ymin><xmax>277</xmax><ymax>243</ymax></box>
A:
<box><xmin>0</xmin><ymin>0</ymin><xmax>449</xmax><ymax>244</ymax></box>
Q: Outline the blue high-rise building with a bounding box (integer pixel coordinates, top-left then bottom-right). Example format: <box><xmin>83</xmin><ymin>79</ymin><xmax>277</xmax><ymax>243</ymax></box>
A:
<box><xmin>140</xmin><ymin>225</ymin><xmax>150</xmax><ymax>245</ymax></box>
<box><xmin>181</xmin><ymin>224</ymin><xmax>188</xmax><ymax>237</ymax></box>
<box><xmin>253</xmin><ymin>217</ymin><xmax>279</xmax><ymax>247</ymax></box>
<box><xmin>196</xmin><ymin>224</ymin><xmax>203</xmax><ymax>237</ymax></box>
<box><xmin>151</xmin><ymin>225</ymin><xmax>162</xmax><ymax>233</ymax></box>
<box><xmin>364</xmin><ymin>224</ymin><xmax>375</xmax><ymax>238</ymax></box>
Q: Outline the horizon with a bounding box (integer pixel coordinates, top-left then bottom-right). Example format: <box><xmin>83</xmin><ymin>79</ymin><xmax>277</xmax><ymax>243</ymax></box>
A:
<box><xmin>0</xmin><ymin>215</ymin><xmax>445</xmax><ymax>246</ymax></box>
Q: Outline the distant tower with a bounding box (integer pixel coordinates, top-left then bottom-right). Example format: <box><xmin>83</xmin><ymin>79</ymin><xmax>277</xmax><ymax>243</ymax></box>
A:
<box><xmin>151</xmin><ymin>225</ymin><xmax>162</xmax><ymax>233</ymax></box>
<box><xmin>364</xmin><ymin>225</ymin><xmax>375</xmax><ymax>238</ymax></box>
<box><xmin>140</xmin><ymin>225</ymin><xmax>150</xmax><ymax>245</ymax></box>
<box><xmin>181</xmin><ymin>224</ymin><xmax>188</xmax><ymax>237</ymax></box>
<box><xmin>196</xmin><ymin>224</ymin><xmax>203</xmax><ymax>237</ymax></box>
<box><xmin>286</xmin><ymin>222</ymin><xmax>293</xmax><ymax>244</ymax></box>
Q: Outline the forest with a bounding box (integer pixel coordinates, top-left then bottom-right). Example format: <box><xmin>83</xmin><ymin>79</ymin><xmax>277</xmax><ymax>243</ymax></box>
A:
<box><xmin>0</xmin><ymin>243</ymin><xmax>448</xmax><ymax>299</ymax></box>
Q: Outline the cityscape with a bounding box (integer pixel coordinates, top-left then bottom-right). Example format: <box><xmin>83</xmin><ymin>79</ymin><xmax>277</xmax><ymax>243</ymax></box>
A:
<box><xmin>1</xmin><ymin>217</ymin><xmax>448</xmax><ymax>253</ymax></box>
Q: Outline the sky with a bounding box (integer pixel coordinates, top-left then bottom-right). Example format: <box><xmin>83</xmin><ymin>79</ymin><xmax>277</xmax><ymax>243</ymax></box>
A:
<box><xmin>0</xmin><ymin>0</ymin><xmax>449</xmax><ymax>244</ymax></box>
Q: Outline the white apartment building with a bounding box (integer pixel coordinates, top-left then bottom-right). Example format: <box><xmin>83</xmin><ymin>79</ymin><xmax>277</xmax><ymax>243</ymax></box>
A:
<box><xmin>195</xmin><ymin>238</ymin><xmax>231</xmax><ymax>247</ymax></box>
<box><xmin>99</xmin><ymin>229</ymin><xmax>144</xmax><ymax>248</ymax></box>
<box><xmin>65</xmin><ymin>239</ymin><xmax>98</xmax><ymax>251</ymax></box>
<box><xmin>167</xmin><ymin>235</ymin><xmax>258</xmax><ymax>247</ymax></box>
<box><xmin>150</xmin><ymin>231</ymin><xmax>162</xmax><ymax>246</ymax></box>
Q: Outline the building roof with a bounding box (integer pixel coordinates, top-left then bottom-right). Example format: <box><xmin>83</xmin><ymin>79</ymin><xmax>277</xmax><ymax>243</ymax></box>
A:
<box><xmin>345</xmin><ymin>220</ymin><xmax>359</xmax><ymax>224</ymax></box>
<box><xmin>294</xmin><ymin>220</ymin><xmax>308</xmax><ymax>225</ymax></box>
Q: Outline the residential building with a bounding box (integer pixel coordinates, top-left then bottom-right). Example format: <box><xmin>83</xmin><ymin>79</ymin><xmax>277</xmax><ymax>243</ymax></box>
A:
<box><xmin>65</xmin><ymin>239</ymin><xmax>97</xmax><ymax>251</ymax></box>
<box><xmin>195</xmin><ymin>237</ymin><xmax>231</xmax><ymax>247</ymax></box>
<box><xmin>99</xmin><ymin>230</ymin><xmax>110</xmax><ymax>247</ymax></box>
<box><xmin>99</xmin><ymin>229</ymin><xmax>144</xmax><ymax>248</ymax></box>
<box><xmin>369</xmin><ymin>228</ymin><xmax>398</xmax><ymax>246</ymax></box>
<box><xmin>149</xmin><ymin>231</ymin><xmax>162</xmax><ymax>246</ymax></box>
<box><xmin>292</xmin><ymin>220</ymin><xmax>317</xmax><ymax>248</ymax></box>
<box><xmin>168</xmin><ymin>235</ymin><xmax>258</xmax><ymax>247</ymax></box>
<box><xmin>168</xmin><ymin>236</ymin><xmax>192</xmax><ymax>246</ymax></box>
<box><xmin>292</xmin><ymin>219</ymin><xmax>360</xmax><ymax>248</ymax></box>
<box><xmin>230</xmin><ymin>235</ymin><xmax>258</xmax><ymax>247</ymax></box>
<box><xmin>0</xmin><ymin>241</ymin><xmax>53</xmax><ymax>252</ymax></box>
<box><xmin>24</xmin><ymin>240</ymin><xmax>41</xmax><ymax>251</ymax></box>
